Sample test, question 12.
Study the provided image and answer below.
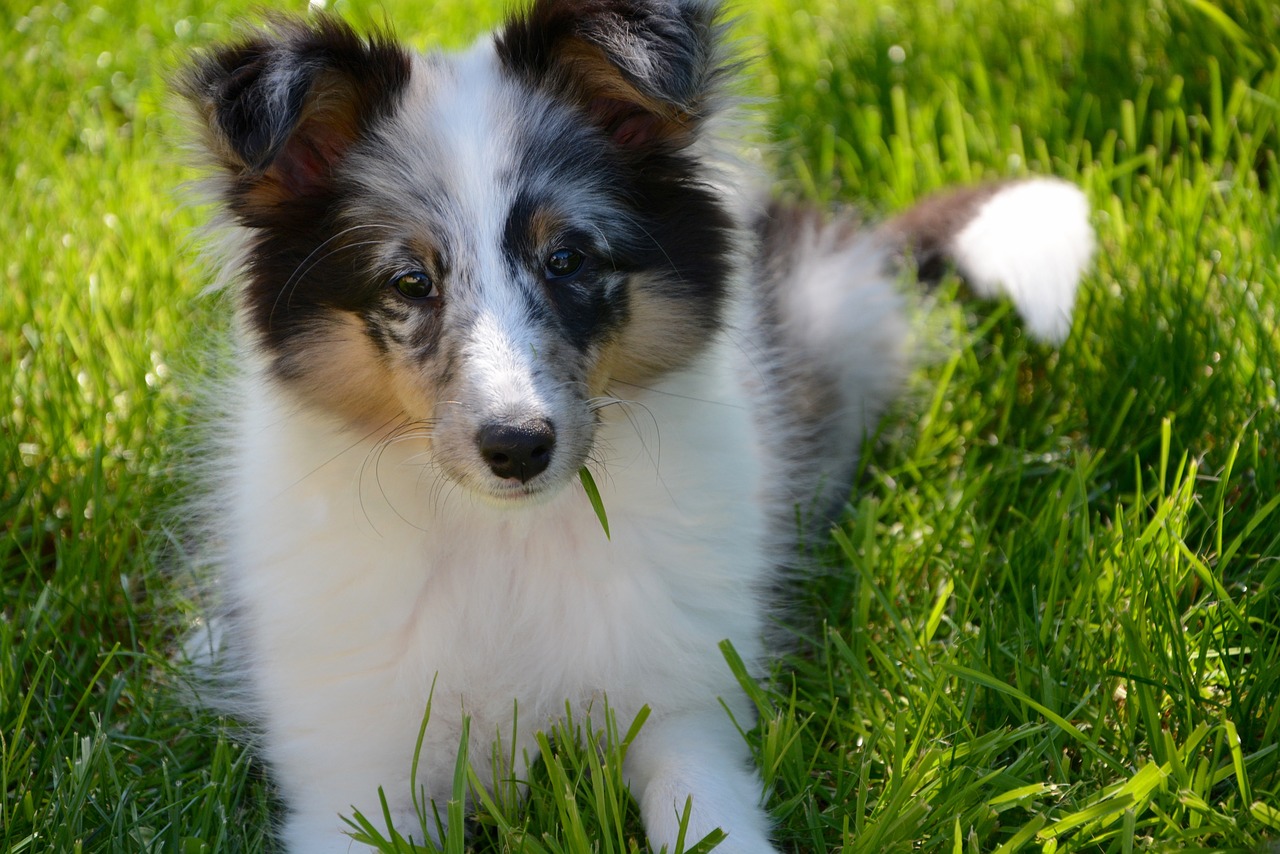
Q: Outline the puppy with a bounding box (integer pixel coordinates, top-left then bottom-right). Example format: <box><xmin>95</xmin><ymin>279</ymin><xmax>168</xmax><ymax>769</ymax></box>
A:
<box><xmin>179</xmin><ymin>1</ymin><xmax>1093</xmax><ymax>851</ymax></box>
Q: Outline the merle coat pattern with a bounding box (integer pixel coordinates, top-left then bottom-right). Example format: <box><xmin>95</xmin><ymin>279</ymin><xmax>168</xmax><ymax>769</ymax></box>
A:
<box><xmin>179</xmin><ymin>1</ymin><xmax>1093</xmax><ymax>850</ymax></box>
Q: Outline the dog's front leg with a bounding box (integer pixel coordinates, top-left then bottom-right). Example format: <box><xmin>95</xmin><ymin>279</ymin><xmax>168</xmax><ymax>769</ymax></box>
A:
<box><xmin>625</xmin><ymin>709</ymin><xmax>778</xmax><ymax>854</ymax></box>
<box><xmin>280</xmin><ymin>785</ymin><xmax>449</xmax><ymax>854</ymax></box>
<box><xmin>269</xmin><ymin>712</ymin><xmax>464</xmax><ymax>854</ymax></box>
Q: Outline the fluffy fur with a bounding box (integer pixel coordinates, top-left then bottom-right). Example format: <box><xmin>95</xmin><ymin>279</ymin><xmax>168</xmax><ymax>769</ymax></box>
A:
<box><xmin>179</xmin><ymin>2</ymin><xmax>1094</xmax><ymax>851</ymax></box>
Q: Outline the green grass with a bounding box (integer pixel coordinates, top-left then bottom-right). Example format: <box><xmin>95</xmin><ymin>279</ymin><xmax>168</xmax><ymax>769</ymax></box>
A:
<box><xmin>3</xmin><ymin>0</ymin><xmax>1278</xmax><ymax>851</ymax></box>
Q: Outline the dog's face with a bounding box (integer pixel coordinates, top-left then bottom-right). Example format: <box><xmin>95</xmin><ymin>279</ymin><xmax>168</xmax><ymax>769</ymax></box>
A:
<box><xmin>184</xmin><ymin>0</ymin><xmax>736</xmax><ymax>501</ymax></box>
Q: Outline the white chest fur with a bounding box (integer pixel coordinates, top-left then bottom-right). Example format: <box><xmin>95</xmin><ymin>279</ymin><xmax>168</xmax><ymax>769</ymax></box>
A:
<box><xmin>216</xmin><ymin>333</ymin><xmax>772</xmax><ymax>840</ymax></box>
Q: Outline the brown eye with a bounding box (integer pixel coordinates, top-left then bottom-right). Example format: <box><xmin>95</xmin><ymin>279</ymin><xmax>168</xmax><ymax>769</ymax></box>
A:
<box><xmin>544</xmin><ymin>248</ymin><xmax>585</xmax><ymax>280</ymax></box>
<box><xmin>390</xmin><ymin>270</ymin><xmax>436</xmax><ymax>301</ymax></box>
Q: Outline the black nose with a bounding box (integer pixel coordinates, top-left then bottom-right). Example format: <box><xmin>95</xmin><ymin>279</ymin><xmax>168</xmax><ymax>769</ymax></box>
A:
<box><xmin>477</xmin><ymin>420</ymin><xmax>556</xmax><ymax>483</ymax></box>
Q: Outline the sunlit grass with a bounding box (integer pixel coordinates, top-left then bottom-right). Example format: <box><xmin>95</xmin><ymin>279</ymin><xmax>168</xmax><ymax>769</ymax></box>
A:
<box><xmin>3</xmin><ymin>0</ymin><xmax>1277</xmax><ymax>851</ymax></box>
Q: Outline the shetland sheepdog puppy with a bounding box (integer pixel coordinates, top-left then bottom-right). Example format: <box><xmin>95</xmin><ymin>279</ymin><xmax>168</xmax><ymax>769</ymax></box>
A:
<box><xmin>179</xmin><ymin>0</ymin><xmax>1093</xmax><ymax>850</ymax></box>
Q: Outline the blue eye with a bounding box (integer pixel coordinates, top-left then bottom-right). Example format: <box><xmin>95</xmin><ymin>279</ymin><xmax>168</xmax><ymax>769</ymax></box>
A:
<box><xmin>544</xmin><ymin>248</ymin><xmax>585</xmax><ymax>280</ymax></box>
<box><xmin>390</xmin><ymin>270</ymin><xmax>436</xmax><ymax>300</ymax></box>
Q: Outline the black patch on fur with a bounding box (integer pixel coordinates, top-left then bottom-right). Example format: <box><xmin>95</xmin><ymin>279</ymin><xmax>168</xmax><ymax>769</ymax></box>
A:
<box><xmin>249</xmin><ymin>204</ymin><xmax>371</xmax><ymax>349</ymax></box>
<box><xmin>616</xmin><ymin>149</ymin><xmax>735</xmax><ymax>330</ymax></box>
<box><xmin>182</xmin><ymin>15</ymin><xmax>412</xmax><ymax>355</ymax></box>
<box><xmin>501</xmin><ymin>189</ymin><xmax>626</xmax><ymax>354</ymax></box>
<box><xmin>497</xmin><ymin>1</ymin><xmax>736</xmax><ymax>363</ymax></box>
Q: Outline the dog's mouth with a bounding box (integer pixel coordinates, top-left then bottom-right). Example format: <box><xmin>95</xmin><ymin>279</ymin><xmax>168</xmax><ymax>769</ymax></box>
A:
<box><xmin>484</xmin><ymin>479</ymin><xmax>557</xmax><ymax>503</ymax></box>
<box><xmin>464</xmin><ymin>466</ymin><xmax>578</xmax><ymax>507</ymax></box>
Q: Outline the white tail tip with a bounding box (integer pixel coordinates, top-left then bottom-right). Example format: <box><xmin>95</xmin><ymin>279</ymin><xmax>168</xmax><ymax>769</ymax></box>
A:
<box><xmin>950</xmin><ymin>178</ymin><xmax>1095</xmax><ymax>344</ymax></box>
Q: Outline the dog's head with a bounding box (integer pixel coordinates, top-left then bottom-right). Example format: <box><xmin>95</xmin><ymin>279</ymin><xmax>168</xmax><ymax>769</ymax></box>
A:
<box><xmin>183</xmin><ymin>0</ymin><xmax>738</xmax><ymax>502</ymax></box>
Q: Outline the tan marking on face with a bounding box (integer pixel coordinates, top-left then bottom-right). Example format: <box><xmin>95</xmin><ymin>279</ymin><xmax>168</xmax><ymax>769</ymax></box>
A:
<box><xmin>584</xmin><ymin>289</ymin><xmax>711</xmax><ymax>399</ymax></box>
<box><xmin>526</xmin><ymin>204</ymin><xmax>563</xmax><ymax>253</ymax></box>
<box><xmin>275</xmin><ymin>312</ymin><xmax>431</xmax><ymax>430</ymax></box>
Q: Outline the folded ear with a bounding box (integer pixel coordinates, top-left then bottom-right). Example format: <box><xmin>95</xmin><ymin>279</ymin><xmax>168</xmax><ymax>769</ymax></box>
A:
<box><xmin>496</xmin><ymin>0</ymin><xmax>724</xmax><ymax>151</ymax></box>
<box><xmin>181</xmin><ymin>15</ymin><xmax>410</xmax><ymax>210</ymax></box>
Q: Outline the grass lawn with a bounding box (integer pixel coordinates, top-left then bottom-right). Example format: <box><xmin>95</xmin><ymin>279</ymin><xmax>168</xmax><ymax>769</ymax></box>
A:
<box><xmin>3</xmin><ymin>0</ymin><xmax>1278</xmax><ymax>851</ymax></box>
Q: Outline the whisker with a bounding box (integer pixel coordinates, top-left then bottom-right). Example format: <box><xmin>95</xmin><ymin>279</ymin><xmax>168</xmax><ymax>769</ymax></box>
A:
<box><xmin>356</xmin><ymin>414</ymin><xmax>412</xmax><ymax>536</ymax></box>
<box><xmin>584</xmin><ymin>392</ymin><xmax>675</xmax><ymax>505</ymax></box>
<box><xmin>358</xmin><ymin>416</ymin><xmax>438</xmax><ymax>534</ymax></box>
<box><xmin>273</xmin><ymin>238</ymin><xmax>390</xmax><ymax>326</ymax></box>
<box><xmin>268</xmin><ymin>222</ymin><xmax>397</xmax><ymax>328</ymax></box>
<box><xmin>276</xmin><ymin>412</ymin><xmax>403</xmax><ymax>498</ymax></box>
<box><xmin>609</xmin><ymin>379</ymin><xmax>747</xmax><ymax>410</ymax></box>
<box><xmin>373</xmin><ymin>435</ymin><xmax>431</xmax><ymax>533</ymax></box>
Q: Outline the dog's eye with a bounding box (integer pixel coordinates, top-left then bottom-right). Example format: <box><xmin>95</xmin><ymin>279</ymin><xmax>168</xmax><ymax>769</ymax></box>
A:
<box><xmin>390</xmin><ymin>270</ymin><xmax>437</xmax><ymax>301</ymax></box>
<box><xmin>544</xmin><ymin>248</ymin><xmax>585</xmax><ymax>280</ymax></box>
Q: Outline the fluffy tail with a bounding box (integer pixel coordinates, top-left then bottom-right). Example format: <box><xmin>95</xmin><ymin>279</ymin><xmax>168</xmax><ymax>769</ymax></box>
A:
<box><xmin>752</xmin><ymin>178</ymin><xmax>1093</xmax><ymax>535</ymax></box>
<box><xmin>879</xmin><ymin>178</ymin><xmax>1095</xmax><ymax>343</ymax></box>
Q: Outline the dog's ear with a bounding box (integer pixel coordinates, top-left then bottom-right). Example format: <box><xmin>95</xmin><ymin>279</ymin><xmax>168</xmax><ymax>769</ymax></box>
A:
<box><xmin>496</xmin><ymin>0</ymin><xmax>724</xmax><ymax>151</ymax></box>
<box><xmin>181</xmin><ymin>15</ymin><xmax>410</xmax><ymax>210</ymax></box>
